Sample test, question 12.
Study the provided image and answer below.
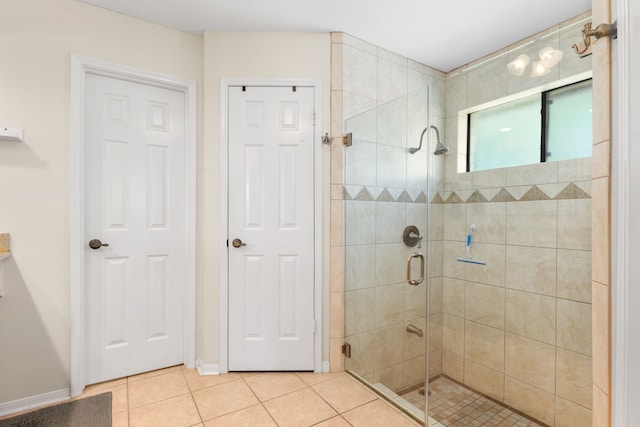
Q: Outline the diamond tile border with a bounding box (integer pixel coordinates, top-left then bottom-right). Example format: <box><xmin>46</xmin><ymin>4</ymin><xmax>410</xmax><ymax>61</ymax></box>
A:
<box><xmin>343</xmin><ymin>186</ymin><xmax>428</xmax><ymax>204</ymax></box>
<box><xmin>342</xmin><ymin>182</ymin><xmax>590</xmax><ymax>204</ymax></box>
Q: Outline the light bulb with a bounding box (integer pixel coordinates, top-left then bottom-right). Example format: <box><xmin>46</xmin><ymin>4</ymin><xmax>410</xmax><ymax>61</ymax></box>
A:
<box><xmin>538</xmin><ymin>46</ymin><xmax>563</xmax><ymax>68</ymax></box>
<box><xmin>507</xmin><ymin>54</ymin><xmax>530</xmax><ymax>76</ymax></box>
<box><xmin>530</xmin><ymin>61</ymin><xmax>550</xmax><ymax>77</ymax></box>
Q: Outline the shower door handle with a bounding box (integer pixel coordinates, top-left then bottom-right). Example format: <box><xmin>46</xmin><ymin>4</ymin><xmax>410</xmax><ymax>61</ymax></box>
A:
<box><xmin>406</xmin><ymin>252</ymin><xmax>424</xmax><ymax>286</ymax></box>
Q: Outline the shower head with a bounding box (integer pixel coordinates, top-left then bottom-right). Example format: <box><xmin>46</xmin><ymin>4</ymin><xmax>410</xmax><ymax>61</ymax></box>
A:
<box><xmin>430</xmin><ymin>125</ymin><xmax>449</xmax><ymax>156</ymax></box>
<box><xmin>408</xmin><ymin>125</ymin><xmax>449</xmax><ymax>155</ymax></box>
<box><xmin>434</xmin><ymin>142</ymin><xmax>449</xmax><ymax>155</ymax></box>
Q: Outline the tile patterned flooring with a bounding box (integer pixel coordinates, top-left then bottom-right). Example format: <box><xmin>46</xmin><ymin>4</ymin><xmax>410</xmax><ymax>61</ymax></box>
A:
<box><xmin>3</xmin><ymin>368</ymin><xmax>548</xmax><ymax>427</ymax></box>
<box><xmin>401</xmin><ymin>377</ymin><xmax>544</xmax><ymax>427</ymax></box>
<box><xmin>73</xmin><ymin>366</ymin><xmax>422</xmax><ymax>426</ymax></box>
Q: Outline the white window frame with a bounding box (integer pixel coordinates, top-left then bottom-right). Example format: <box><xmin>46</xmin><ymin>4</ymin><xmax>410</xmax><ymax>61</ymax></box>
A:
<box><xmin>456</xmin><ymin>70</ymin><xmax>592</xmax><ymax>173</ymax></box>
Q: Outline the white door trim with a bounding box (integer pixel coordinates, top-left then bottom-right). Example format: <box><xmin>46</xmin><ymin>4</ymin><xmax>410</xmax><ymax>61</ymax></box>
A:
<box><xmin>612</xmin><ymin>0</ymin><xmax>640</xmax><ymax>424</ymax></box>
<box><xmin>69</xmin><ymin>54</ymin><xmax>197</xmax><ymax>396</ymax></box>
<box><xmin>219</xmin><ymin>78</ymin><xmax>323</xmax><ymax>373</ymax></box>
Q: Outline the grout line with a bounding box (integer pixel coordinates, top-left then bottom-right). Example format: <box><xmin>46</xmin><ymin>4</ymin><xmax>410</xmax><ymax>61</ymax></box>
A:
<box><xmin>127</xmin><ymin>391</ymin><xmax>194</xmax><ymax>412</ymax></box>
<box><xmin>125</xmin><ymin>377</ymin><xmax>131</xmax><ymax>426</ymax></box>
<box><xmin>304</xmin><ymin>384</ymin><xmax>345</xmax><ymax>419</ymax></box>
<box><xmin>261</xmin><ymin>401</ymin><xmax>280</xmax><ymax>427</ymax></box>
<box><xmin>241</xmin><ymin>375</ymin><xmax>264</xmax><ymax>402</ymax></box>
<box><xmin>180</xmin><ymin>369</ymin><xmax>204</xmax><ymax>425</ymax></box>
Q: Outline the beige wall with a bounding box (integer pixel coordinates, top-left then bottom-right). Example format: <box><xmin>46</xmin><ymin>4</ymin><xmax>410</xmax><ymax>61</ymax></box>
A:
<box><xmin>201</xmin><ymin>31</ymin><xmax>332</xmax><ymax>365</ymax></box>
<box><xmin>0</xmin><ymin>0</ymin><xmax>204</xmax><ymax>405</ymax></box>
<box><xmin>439</xmin><ymin>12</ymin><xmax>594</xmax><ymax>426</ymax></box>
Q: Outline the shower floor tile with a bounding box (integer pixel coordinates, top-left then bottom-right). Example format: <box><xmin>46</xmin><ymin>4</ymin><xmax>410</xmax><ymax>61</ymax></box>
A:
<box><xmin>401</xmin><ymin>376</ymin><xmax>544</xmax><ymax>427</ymax></box>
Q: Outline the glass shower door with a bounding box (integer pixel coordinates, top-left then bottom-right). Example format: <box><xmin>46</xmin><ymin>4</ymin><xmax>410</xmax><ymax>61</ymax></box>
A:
<box><xmin>342</xmin><ymin>85</ymin><xmax>440</xmax><ymax>423</ymax></box>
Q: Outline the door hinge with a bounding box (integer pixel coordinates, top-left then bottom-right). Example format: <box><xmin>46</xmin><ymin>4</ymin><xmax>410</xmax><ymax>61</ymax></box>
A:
<box><xmin>343</xmin><ymin>132</ymin><xmax>352</xmax><ymax>147</ymax></box>
<box><xmin>313</xmin><ymin>110</ymin><xmax>316</xmax><ymax>126</ymax></box>
<box><xmin>342</xmin><ymin>343</ymin><xmax>352</xmax><ymax>358</ymax></box>
<box><xmin>312</xmin><ymin>318</ymin><xmax>316</xmax><ymax>333</ymax></box>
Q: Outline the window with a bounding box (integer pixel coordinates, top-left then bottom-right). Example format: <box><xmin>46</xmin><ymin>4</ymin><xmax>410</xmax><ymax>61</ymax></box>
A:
<box><xmin>467</xmin><ymin>79</ymin><xmax>592</xmax><ymax>172</ymax></box>
<box><xmin>545</xmin><ymin>79</ymin><xmax>593</xmax><ymax>161</ymax></box>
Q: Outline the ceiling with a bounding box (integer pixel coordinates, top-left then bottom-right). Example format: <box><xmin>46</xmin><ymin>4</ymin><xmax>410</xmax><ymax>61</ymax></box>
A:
<box><xmin>79</xmin><ymin>0</ymin><xmax>591</xmax><ymax>72</ymax></box>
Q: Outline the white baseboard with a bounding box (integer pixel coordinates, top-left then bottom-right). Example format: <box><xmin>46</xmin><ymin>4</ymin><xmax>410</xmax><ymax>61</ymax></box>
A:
<box><xmin>196</xmin><ymin>359</ymin><xmax>220</xmax><ymax>376</ymax></box>
<box><xmin>195</xmin><ymin>359</ymin><xmax>329</xmax><ymax>375</ymax></box>
<box><xmin>0</xmin><ymin>388</ymin><xmax>69</xmax><ymax>417</ymax></box>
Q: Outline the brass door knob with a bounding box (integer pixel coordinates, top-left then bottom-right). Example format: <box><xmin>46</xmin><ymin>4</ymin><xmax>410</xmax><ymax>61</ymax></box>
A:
<box><xmin>89</xmin><ymin>239</ymin><xmax>110</xmax><ymax>250</ymax></box>
<box><xmin>231</xmin><ymin>238</ymin><xmax>247</xmax><ymax>248</ymax></box>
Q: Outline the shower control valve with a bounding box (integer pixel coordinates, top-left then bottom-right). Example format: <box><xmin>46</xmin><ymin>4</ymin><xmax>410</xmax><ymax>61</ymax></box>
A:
<box><xmin>403</xmin><ymin>225</ymin><xmax>422</xmax><ymax>248</ymax></box>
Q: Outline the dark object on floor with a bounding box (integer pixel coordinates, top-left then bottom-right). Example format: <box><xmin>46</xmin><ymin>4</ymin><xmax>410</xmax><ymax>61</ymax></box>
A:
<box><xmin>418</xmin><ymin>388</ymin><xmax>431</xmax><ymax>396</ymax></box>
<box><xmin>0</xmin><ymin>392</ymin><xmax>112</xmax><ymax>427</ymax></box>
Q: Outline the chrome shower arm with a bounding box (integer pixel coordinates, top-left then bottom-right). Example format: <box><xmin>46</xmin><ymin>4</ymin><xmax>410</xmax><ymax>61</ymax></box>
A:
<box><xmin>429</xmin><ymin>125</ymin><xmax>440</xmax><ymax>143</ymax></box>
<box><xmin>409</xmin><ymin>126</ymin><xmax>429</xmax><ymax>154</ymax></box>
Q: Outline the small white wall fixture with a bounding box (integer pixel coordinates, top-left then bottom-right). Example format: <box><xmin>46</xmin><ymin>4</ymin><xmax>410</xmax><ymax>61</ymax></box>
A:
<box><xmin>69</xmin><ymin>54</ymin><xmax>197</xmax><ymax>396</ymax></box>
<box><xmin>0</xmin><ymin>128</ymin><xmax>23</xmax><ymax>141</ymax></box>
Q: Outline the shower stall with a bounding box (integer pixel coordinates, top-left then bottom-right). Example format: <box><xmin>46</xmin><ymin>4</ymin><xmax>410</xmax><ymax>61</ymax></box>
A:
<box><xmin>342</xmin><ymin>85</ymin><xmax>441</xmax><ymax>421</ymax></box>
<box><xmin>333</xmin><ymin>16</ymin><xmax>594</xmax><ymax>426</ymax></box>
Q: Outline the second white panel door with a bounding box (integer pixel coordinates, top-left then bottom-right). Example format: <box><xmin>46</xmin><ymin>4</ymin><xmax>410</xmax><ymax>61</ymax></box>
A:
<box><xmin>228</xmin><ymin>85</ymin><xmax>316</xmax><ymax>371</ymax></box>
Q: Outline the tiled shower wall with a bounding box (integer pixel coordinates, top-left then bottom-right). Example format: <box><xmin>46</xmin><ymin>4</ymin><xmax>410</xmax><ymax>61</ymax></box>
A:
<box><xmin>590</xmin><ymin>0</ymin><xmax>613</xmax><ymax>425</ymax></box>
<box><xmin>329</xmin><ymin>32</ymin><xmax>446</xmax><ymax>393</ymax></box>
<box><xmin>438</xmin><ymin>12</ymin><xmax>594</xmax><ymax>427</ymax></box>
<box><xmin>435</xmin><ymin>163</ymin><xmax>593</xmax><ymax>427</ymax></box>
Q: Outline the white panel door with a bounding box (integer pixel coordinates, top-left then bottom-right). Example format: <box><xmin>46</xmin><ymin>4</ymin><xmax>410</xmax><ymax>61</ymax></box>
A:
<box><xmin>228</xmin><ymin>86</ymin><xmax>315</xmax><ymax>371</ymax></box>
<box><xmin>85</xmin><ymin>74</ymin><xmax>186</xmax><ymax>384</ymax></box>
